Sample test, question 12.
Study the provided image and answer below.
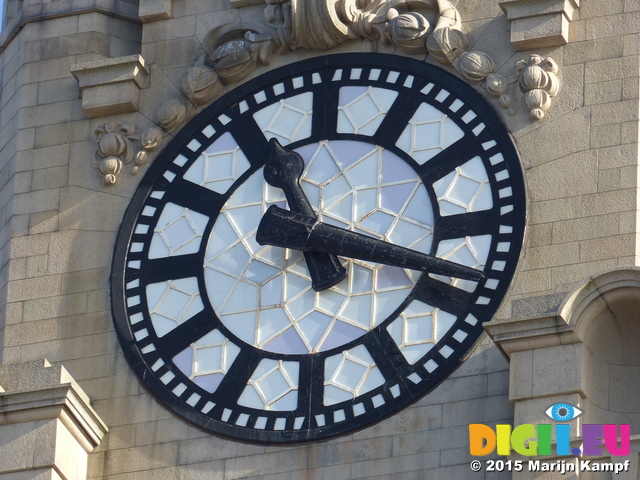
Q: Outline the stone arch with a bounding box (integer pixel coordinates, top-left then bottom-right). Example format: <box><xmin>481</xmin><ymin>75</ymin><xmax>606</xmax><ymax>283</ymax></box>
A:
<box><xmin>559</xmin><ymin>268</ymin><xmax>640</xmax><ymax>430</ymax></box>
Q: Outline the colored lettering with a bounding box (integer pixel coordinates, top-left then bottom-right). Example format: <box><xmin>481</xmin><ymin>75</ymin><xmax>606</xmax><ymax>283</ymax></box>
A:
<box><xmin>537</xmin><ymin>424</ymin><xmax>552</xmax><ymax>455</ymax></box>
<box><xmin>511</xmin><ymin>424</ymin><xmax>537</xmax><ymax>455</ymax></box>
<box><xmin>555</xmin><ymin>424</ymin><xmax>571</xmax><ymax>456</ymax></box>
<box><xmin>582</xmin><ymin>424</ymin><xmax>604</xmax><ymax>456</ymax></box>
<box><xmin>469</xmin><ymin>423</ymin><xmax>631</xmax><ymax>457</ymax></box>
<box><xmin>469</xmin><ymin>424</ymin><xmax>496</xmax><ymax>456</ymax></box>
<box><xmin>496</xmin><ymin>424</ymin><xmax>512</xmax><ymax>455</ymax></box>
<box><xmin>603</xmin><ymin>424</ymin><xmax>630</xmax><ymax>456</ymax></box>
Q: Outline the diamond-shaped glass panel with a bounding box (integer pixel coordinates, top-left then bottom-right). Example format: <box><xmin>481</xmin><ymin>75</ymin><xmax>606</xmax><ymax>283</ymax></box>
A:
<box><xmin>238</xmin><ymin>359</ymin><xmax>299</xmax><ymax>411</ymax></box>
<box><xmin>396</xmin><ymin>103</ymin><xmax>464</xmax><ymax>164</ymax></box>
<box><xmin>184</xmin><ymin>132</ymin><xmax>251</xmax><ymax>193</ymax></box>
<box><xmin>433</xmin><ymin>234</ymin><xmax>492</xmax><ymax>292</ymax></box>
<box><xmin>146</xmin><ymin>278</ymin><xmax>204</xmax><ymax>337</ymax></box>
<box><xmin>149</xmin><ymin>203</ymin><xmax>209</xmax><ymax>259</ymax></box>
<box><xmin>323</xmin><ymin>345</ymin><xmax>385</xmax><ymax>405</ymax></box>
<box><xmin>253</xmin><ymin>93</ymin><xmax>313</xmax><ymax>145</ymax></box>
<box><xmin>433</xmin><ymin>156</ymin><xmax>493</xmax><ymax>216</ymax></box>
<box><xmin>337</xmin><ymin>87</ymin><xmax>399</xmax><ymax>136</ymax></box>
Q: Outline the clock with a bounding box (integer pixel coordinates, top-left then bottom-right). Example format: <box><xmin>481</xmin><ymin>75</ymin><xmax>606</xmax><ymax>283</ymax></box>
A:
<box><xmin>111</xmin><ymin>53</ymin><xmax>525</xmax><ymax>443</ymax></box>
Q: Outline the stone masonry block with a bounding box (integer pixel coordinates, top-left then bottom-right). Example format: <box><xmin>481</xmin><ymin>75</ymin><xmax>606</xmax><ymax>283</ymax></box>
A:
<box><xmin>139</xmin><ymin>0</ymin><xmax>173</xmax><ymax>22</ymax></box>
<box><xmin>350</xmin><ymin>451</ymin><xmax>441</xmax><ymax>478</ymax></box>
<box><xmin>532</xmin><ymin>343</ymin><xmax>583</xmax><ymax>397</ymax></box>
<box><xmin>509</xmin><ymin>349</ymin><xmax>533</xmax><ymax>401</ymax></box>
<box><xmin>0</xmin><ymin>470</ymin><xmax>64</xmax><ymax>480</ymax></box>
<box><xmin>442</xmin><ymin>395</ymin><xmax>513</xmax><ymax>428</ymax></box>
<box><xmin>579</xmin><ymin>233</ymin><xmax>635</xmax><ymax>262</ymax></box>
<box><xmin>563</xmin><ymin>36</ymin><xmax>625</xmax><ymax>66</ymax></box>
<box><xmin>551</xmin><ymin>214</ymin><xmax>620</xmax><ymax>244</ymax></box>
<box><xmin>584</xmin><ymin>79</ymin><xmax>623</xmax><ymax>105</ymax></box>
<box><xmin>308</xmin><ymin>436</ymin><xmax>392</xmax><ymax>469</ymax></box>
<box><xmin>100</xmin><ymin>443</ymin><xmax>180</xmax><ymax>477</ymax></box>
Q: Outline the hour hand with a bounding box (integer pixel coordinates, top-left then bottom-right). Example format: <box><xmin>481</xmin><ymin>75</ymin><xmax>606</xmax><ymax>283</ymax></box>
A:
<box><xmin>263</xmin><ymin>138</ymin><xmax>346</xmax><ymax>291</ymax></box>
<box><xmin>257</xmin><ymin>206</ymin><xmax>486</xmax><ymax>283</ymax></box>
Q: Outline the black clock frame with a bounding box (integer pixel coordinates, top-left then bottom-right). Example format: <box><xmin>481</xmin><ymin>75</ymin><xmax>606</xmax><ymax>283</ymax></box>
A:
<box><xmin>111</xmin><ymin>53</ymin><xmax>526</xmax><ymax>444</ymax></box>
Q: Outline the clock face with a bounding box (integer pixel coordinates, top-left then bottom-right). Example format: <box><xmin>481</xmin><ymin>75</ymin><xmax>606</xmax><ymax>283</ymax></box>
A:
<box><xmin>112</xmin><ymin>53</ymin><xmax>525</xmax><ymax>443</ymax></box>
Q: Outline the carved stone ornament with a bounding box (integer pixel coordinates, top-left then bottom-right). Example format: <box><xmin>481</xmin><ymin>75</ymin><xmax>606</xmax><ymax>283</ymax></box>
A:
<box><xmin>93</xmin><ymin>122</ymin><xmax>163</xmax><ymax>185</ymax></box>
<box><xmin>159</xmin><ymin>0</ymin><xmax>490</xmax><ymax>134</ymax></box>
<box><xmin>516</xmin><ymin>54</ymin><xmax>560</xmax><ymax>120</ymax></box>
<box><xmin>484</xmin><ymin>54</ymin><xmax>560</xmax><ymax>119</ymax></box>
<box><xmin>88</xmin><ymin>1</ymin><xmax>564</xmax><ymax>185</ymax></box>
<box><xmin>142</xmin><ymin>0</ymin><xmax>561</xmax><ymax>179</ymax></box>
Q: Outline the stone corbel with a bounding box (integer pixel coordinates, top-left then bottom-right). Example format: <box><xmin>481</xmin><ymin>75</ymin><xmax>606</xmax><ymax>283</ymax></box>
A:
<box><xmin>139</xmin><ymin>0</ymin><xmax>172</xmax><ymax>22</ymax></box>
<box><xmin>499</xmin><ymin>0</ymin><xmax>580</xmax><ymax>50</ymax></box>
<box><xmin>71</xmin><ymin>55</ymin><xmax>150</xmax><ymax>118</ymax></box>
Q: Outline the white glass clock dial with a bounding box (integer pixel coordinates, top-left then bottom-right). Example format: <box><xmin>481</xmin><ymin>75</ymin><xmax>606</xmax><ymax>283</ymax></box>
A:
<box><xmin>112</xmin><ymin>53</ymin><xmax>525</xmax><ymax>443</ymax></box>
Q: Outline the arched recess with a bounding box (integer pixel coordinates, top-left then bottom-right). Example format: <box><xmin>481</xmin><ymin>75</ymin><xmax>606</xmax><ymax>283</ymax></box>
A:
<box><xmin>560</xmin><ymin>268</ymin><xmax>640</xmax><ymax>431</ymax></box>
<box><xmin>487</xmin><ymin>267</ymin><xmax>640</xmax><ymax>435</ymax></box>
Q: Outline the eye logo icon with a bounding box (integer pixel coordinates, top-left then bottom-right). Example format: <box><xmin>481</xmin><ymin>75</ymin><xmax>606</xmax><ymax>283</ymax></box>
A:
<box><xmin>545</xmin><ymin>403</ymin><xmax>583</xmax><ymax>422</ymax></box>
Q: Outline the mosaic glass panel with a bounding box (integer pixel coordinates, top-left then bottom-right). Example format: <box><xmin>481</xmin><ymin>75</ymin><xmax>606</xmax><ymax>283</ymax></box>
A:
<box><xmin>253</xmin><ymin>92</ymin><xmax>313</xmax><ymax>145</ymax></box>
<box><xmin>432</xmin><ymin>156</ymin><xmax>493</xmax><ymax>216</ymax></box>
<box><xmin>238</xmin><ymin>359</ymin><xmax>300</xmax><ymax>411</ymax></box>
<box><xmin>386</xmin><ymin>301</ymin><xmax>457</xmax><ymax>364</ymax></box>
<box><xmin>172</xmin><ymin>329</ymin><xmax>241</xmax><ymax>393</ymax></box>
<box><xmin>204</xmin><ymin>140</ymin><xmax>434</xmax><ymax>354</ymax></box>
<box><xmin>148</xmin><ymin>203</ymin><xmax>209</xmax><ymax>259</ymax></box>
<box><xmin>337</xmin><ymin>86</ymin><xmax>399</xmax><ymax>136</ymax></box>
<box><xmin>183</xmin><ymin>132</ymin><xmax>251</xmax><ymax>193</ymax></box>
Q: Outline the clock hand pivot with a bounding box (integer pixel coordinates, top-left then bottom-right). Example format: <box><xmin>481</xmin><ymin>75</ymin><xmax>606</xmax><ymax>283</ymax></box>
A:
<box><xmin>257</xmin><ymin>205</ymin><xmax>486</xmax><ymax>282</ymax></box>
<box><xmin>263</xmin><ymin>138</ymin><xmax>346</xmax><ymax>291</ymax></box>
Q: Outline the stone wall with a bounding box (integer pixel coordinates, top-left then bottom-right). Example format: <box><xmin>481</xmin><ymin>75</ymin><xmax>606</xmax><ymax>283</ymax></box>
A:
<box><xmin>0</xmin><ymin>0</ymin><xmax>638</xmax><ymax>478</ymax></box>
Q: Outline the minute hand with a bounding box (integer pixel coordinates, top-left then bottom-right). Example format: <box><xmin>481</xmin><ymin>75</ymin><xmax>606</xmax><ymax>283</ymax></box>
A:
<box><xmin>257</xmin><ymin>205</ymin><xmax>486</xmax><ymax>282</ymax></box>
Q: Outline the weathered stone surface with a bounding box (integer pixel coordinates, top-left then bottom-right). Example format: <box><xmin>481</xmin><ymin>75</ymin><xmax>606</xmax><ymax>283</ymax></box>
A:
<box><xmin>0</xmin><ymin>0</ymin><xmax>639</xmax><ymax>479</ymax></box>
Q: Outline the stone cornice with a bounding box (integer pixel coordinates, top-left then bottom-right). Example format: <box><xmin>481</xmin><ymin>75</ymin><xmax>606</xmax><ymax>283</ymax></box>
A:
<box><xmin>485</xmin><ymin>314</ymin><xmax>580</xmax><ymax>358</ymax></box>
<box><xmin>0</xmin><ymin>1</ymin><xmax>140</xmax><ymax>52</ymax></box>
<box><xmin>0</xmin><ymin>360</ymin><xmax>108</xmax><ymax>452</ymax></box>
